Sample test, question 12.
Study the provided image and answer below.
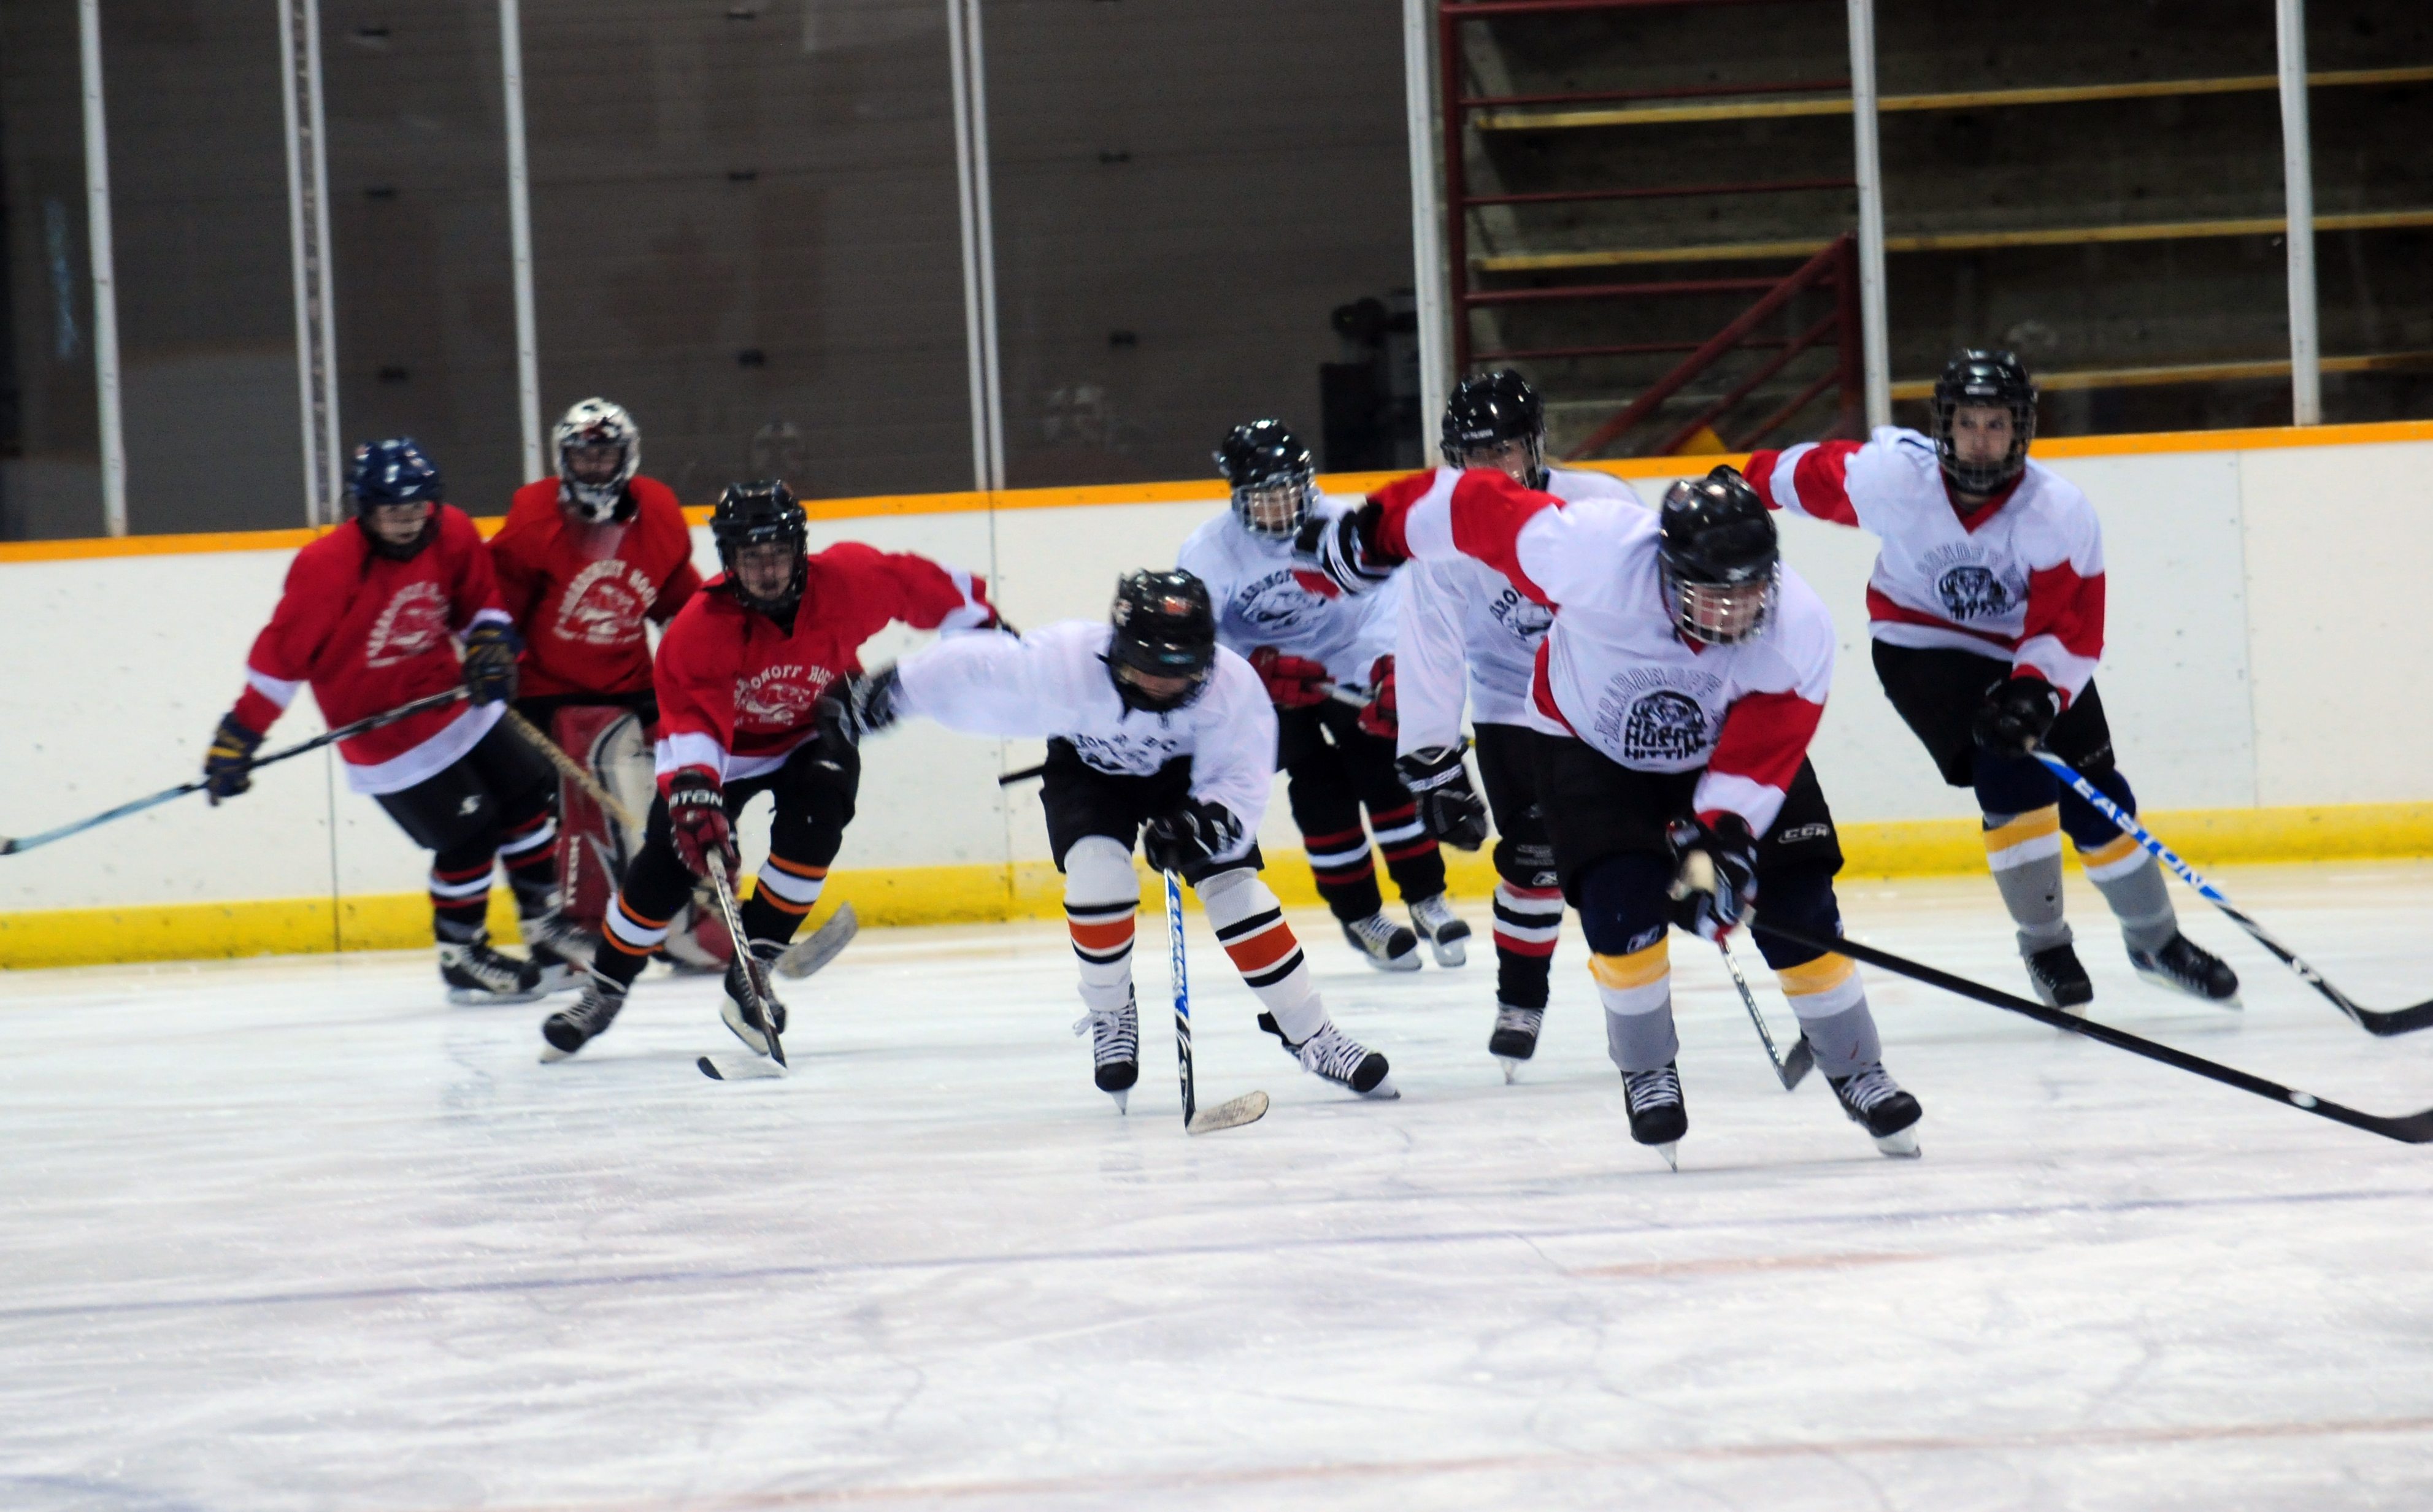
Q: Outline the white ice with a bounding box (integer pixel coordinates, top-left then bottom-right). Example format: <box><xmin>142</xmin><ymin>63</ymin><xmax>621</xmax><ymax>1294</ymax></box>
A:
<box><xmin>7</xmin><ymin>864</ymin><xmax>2433</xmax><ymax>1511</ymax></box>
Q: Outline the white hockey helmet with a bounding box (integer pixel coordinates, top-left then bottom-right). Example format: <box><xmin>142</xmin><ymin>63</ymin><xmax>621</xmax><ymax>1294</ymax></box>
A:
<box><xmin>554</xmin><ymin>397</ymin><xmax>640</xmax><ymax>521</ymax></box>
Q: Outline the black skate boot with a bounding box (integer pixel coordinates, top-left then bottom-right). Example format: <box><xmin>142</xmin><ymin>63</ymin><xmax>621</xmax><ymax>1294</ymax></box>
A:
<box><xmin>1408</xmin><ymin>893</ymin><xmax>1472</xmax><ymax>967</ymax></box>
<box><xmin>1621</xmin><ymin>1062</ymin><xmax>1688</xmax><ymax>1170</ymax></box>
<box><xmin>1071</xmin><ymin>990</ymin><xmax>1140</xmax><ymax>1112</ymax></box>
<box><xmin>439</xmin><ymin>934</ymin><xmax>550</xmax><ymax>1005</ymax></box>
<box><xmin>1488</xmin><ymin>1002</ymin><xmax>1543</xmax><ymax>1083</ymax></box>
<box><xmin>2024</xmin><ymin>942</ymin><xmax>2094</xmax><ymax>1013</ymax></box>
<box><xmin>2129</xmin><ymin>933</ymin><xmax>2241</xmax><ymax>1008</ymax></box>
<box><xmin>540</xmin><ymin>979</ymin><xmax>627</xmax><ymax>1062</ymax></box>
<box><xmin>517</xmin><ymin>906</ymin><xmax>596</xmax><ymax>991</ymax></box>
<box><xmin>721</xmin><ymin>945</ymin><xmax>790</xmax><ymax>1056</ymax></box>
<box><xmin>1342</xmin><ymin>912</ymin><xmax>1422</xmax><ymax>972</ymax></box>
<box><xmin>1828</xmin><ymin>1062</ymin><xmax>1923</xmax><ymax>1158</ymax></box>
<box><xmin>1259</xmin><ymin>1012</ymin><xmax>1396</xmax><ymax>1097</ymax></box>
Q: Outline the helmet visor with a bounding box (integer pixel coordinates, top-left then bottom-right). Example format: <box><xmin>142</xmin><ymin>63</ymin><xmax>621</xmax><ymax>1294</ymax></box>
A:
<box><xmin>1233</xmin><ymin>481</ymin><xmax>1310</xmax><ymax>538</ymax></box>
<box><xmin>1672</xmin><ymin>571</ymin><xmax>1778</xmax><ymax>645</ymax></box>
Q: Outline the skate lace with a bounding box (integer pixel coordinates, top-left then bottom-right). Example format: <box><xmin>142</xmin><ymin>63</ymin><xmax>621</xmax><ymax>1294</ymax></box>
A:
<box><xmin>1623</xmin><ymin>1065</ymin><xmax>1683</xmax><ymax>1116</ymax></box>
<box><xmin>1493</xmin><ymin>1004</ymin><xmax>1542</xmax><ymax>1034</ymax></box>
<box><xmin>1069</xmin><ymin>1002</ymin><xmax>1139</xmax><ymax>1063</ymax></box>
<box><xmin>1411</xmin><ymin>895</ymin><xmax>1458</xmax><ymax>933</ymax></box>
<box><xmin>565</xmin><ymin>984</ymin><xmax>623</xmax><ymax>1030</ymax></box>
<box><xmin>1296</xmin><ymin>1024</ymin><xmax>1372</xmax><ymax>1081</ymax></box>
<box><xmin>1837</xmin><ymin>1064</ymin><xmax>1901</xmax><ymax>1114</ymax></box>
<box><xmin>452</xmin><ymin>943</ymin><xmax>529</xmax><ymax>992</ymax></box>
<box><xmin>1349</xmin><ymin>914</ymin><xmax>1406</xmax><ymax>951</ymax></box>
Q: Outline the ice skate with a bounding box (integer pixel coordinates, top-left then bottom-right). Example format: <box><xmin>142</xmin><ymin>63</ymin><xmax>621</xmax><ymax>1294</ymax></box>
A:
<box><xmin>1342</xmin><ymin>911</ymin><xmax>1421</xmax><ymax>972</ymax></box>
<box><xmin>439</xmin><ymin>935</ymin><xmax>552</xmax><ymax>1005</ymax></box>
<box><xmin>1488</xmin><ymin>1002</ymin><xmax>1543</xmax><ymax>1083</ymax></box>
<box><xmin>1407</xmin><ymin>892</ymin><xmax>1472</xmax><ymax>967</ymax></box>
<box><xmin>2130</xmin><ymin>933</ymin><xmax>2241</xmax><ymax>1008</ymax></box>
<box><xmin>1259</xmin><ymin>1012</ymin><xmax>1396</xmax><ymax>1097</ymax></box>
<box><xmin>540</xmin><ymin>979</ymin><xmax>626</xmax><ymax>1062</ymax></box>
<box><xmin>1828</xmin><ymin>1062</ymin><xmax>1924</xmax><ymax>1158</ymax></box>
<box><xmin>2024</xmin><ymin>942</ymin><xmax>2094</xmax><ymax>1013</ymax></box>
<box><xmin>517</xmin><ymin>907</ymin><xmax>598</xmax><ymax>990</ymax></box>
<box><xmin>720</xmin><ymin>946</ymin><xmax>789</xmax><ymax>1056</ymax></box>
<box><xmin>1071</xmin><ymin>990</ymin><xmax>1140</xmax><ymax>1112</ymax></box>
<box><xmin>1621</xmin><ymin>1062</ymin><xmax>1687</xmax><ymax>1170</ymax></box>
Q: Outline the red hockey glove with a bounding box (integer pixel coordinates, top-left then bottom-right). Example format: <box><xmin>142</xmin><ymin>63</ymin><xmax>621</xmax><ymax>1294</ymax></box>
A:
<box><xmin>666</xmin><ymin>769</ymin><xmax>734</xmax><ymax>877</ymax></box>
<box><xmin>1356</xmin><ymin>655</ymin><xmax>1397</xmax><ymax>739</ymax></box>
<box><xmin>1248</xmin><ymin>647</ymin><xmax>1330</xmax><ymax>710</ymax></box>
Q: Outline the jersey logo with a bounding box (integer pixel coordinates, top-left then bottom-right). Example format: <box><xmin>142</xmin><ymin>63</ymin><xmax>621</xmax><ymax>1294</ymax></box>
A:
<box><xmin>555</xmin><ymin>559</ymin><xmax>653</xmax><ymax>647</ymax></box>
<box><xmin>1488</xmin><ymin>585</ymin><xmax>1551</xmax><ymax>645</ymax></box>
<box><xmin>1936</xmin><ymin>565</ymin><xmax>2013</xmax><ymax>620</ymax></box>
<box><xmin>1236</xmin><ymin>569</ymin><xmax>1330</xmax><ymax>631</ymax></box>
<box><xmin>1775</xmin><ymin>821</ymin><xmax>1832</xmax><ymax>843</ymax></box>
<box><xmin>363</xmin><ymin>581</ymin><xmax>453</xmax><ymax>669</ymax></box>
<box><xmin>1070</xmin><ymin>729</ymin><xmax>1188</xmax><ymax>777</ymax></box>
<box><xmin>733</xmin><ymin>663</ymin><xmax>833</xmax><ymax>726</ymax></box>
<box><xmin>1620</xmin><ymin>689</ymin><xmax>1710</xmax><ymax>763</ymax></box>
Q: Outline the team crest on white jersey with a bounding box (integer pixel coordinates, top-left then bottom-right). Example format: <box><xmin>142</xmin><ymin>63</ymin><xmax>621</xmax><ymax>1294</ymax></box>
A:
<box><xmin>1936</xmin><ymin>564</ymin><xmax>2013</xmax><ymax>620</ymax></box>
<box><xmin>363</xmin><ymin>582</ymin><xmax>452</xmax><ymax>668</ymax></box>
<box><xmin>1486</xmin><ymin>583</ymin><xmax>1552</xmax><ymax>647</ymax></box>
<box><xmin>1070</xmin><ymin>724</ymin><xmax>1190</xmax><ymax>777</ymax></box>
<box><xmin>1590</xmin><ymin>666</ymin><xmax>1724</xmax><ymax>764</ymax></box>
<box><xmin>555</xmin><ymin>559</ymin><xmax>653</xmax><ymax>647</ymax></box>
<box><xmin>1233</xmin><ymin>569</ymin><xmax>1329</xmax><ymax>632</ymax></box>
<box><xmin>734</xmin><ymin>663</ymin><xmax>832</xmax><ymax>726</ymax></box>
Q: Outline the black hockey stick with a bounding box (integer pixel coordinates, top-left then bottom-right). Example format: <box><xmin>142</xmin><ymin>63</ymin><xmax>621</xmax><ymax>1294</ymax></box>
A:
<box><xmin>697</xmin><ymin>858</ymin><xmax>787</xmax><ymax>1080</ymax></box>
<box><xmin>2032</xmin><ymin>750</ymin><xmax>2433</xmax><ymax>1037</ymax></box>
<box><xmin>1717</xmin><ymin>937</ymin><xmax>1813</xmax><ymax>1090</ymax></box>
<box><xmin>1</xmin><ymin>688</ymin><xmax>466</xmax><ymax>856</ymax></box>
<box><xmin>1752</xmin><ymin>916</ymin><xmax>2433</xmax><ymax>1145</ymax></box>
<box><xmin>1164</xmin><ymin>870</ymin><xmax>1267</xmax><ymax>1135</ymax></box>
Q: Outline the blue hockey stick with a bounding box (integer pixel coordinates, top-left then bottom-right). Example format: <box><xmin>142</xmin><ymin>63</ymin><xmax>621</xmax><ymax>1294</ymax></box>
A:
<box><xmin>2031</xmin><ymin>748</ymin><xmax>2433</xmax><ymax>1037</ymax></box>
<box><xmin>1164</xmin><ymin>870</ymin><xmax>1267</xmax><ymax>1135</ymax></box>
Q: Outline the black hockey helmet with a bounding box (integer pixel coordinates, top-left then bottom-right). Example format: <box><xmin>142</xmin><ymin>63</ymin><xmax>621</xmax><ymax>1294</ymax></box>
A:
<box><xmin>1214</xmin><ymin>420</ymin><xmax>1316</xmax><ymax>540</ymax></box>
<box><xmin>1658</xmin><ymin>466</ymin><xmax>1779</xmax><ymax>646</ymax></box>
<box><xmin>711</xmin><ymin>478</ymin><xmax>809</xmax><ymax>617</ymax></box>
<box><xmin>1107</xmin><ymin>568</ymin><xmax>1218</xmax><ymax>713</ymax></box>
<box><xmin>348</xmin><ymin>437</ymin><xmax>442</xmax><ymax>560</ymax></box>
<box><xmin>1930</xmin><ymin>349</ymin><xmax>2037</xmax><ymax>496</ymax></box>
<box><xmin>1442</xmin><ymin>369</ymin><xmax>1547</xmax><ymax>488</ymax></box>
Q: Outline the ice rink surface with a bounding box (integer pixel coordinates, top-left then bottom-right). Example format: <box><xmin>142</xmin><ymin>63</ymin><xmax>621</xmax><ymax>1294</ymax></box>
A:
<box><xmin>7</xmin><ymin>864</ymin><xmax>2433</xmax><ymax>1511</ymax></box>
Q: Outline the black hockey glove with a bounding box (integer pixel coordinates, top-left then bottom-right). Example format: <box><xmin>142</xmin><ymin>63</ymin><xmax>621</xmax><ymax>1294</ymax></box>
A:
<box><xmin>1396</xmin><ymin>745</ymin><xmax>1489</xmax><ymax>851</ymax></box>
<box><xmin>460</xmin><ymin>621</ymin><xmax>522</xmax><ymax>705</ymax></box>
<box><xmin>1142</xmin><ymin>800</ymin><xmax>1244</xmax><ymax>877</ymax></box>
<box><xmin>1666</xmin><ymin>813</ymin><xmax>1759</xmax><ymax>941</ymax></box>
<box><xmin>1974</xmin><ymin>674</ymin><xmax>2060</xmax><ymax>756</ymax></box>
<box><xmin>202</xmin><ymin>712</ymin><xmax>265</xmax><ymax>805</ymax></box>
<box><xmin>666</xmin><ymin>770</ymin><xmax>735</xmax><ymax>877</ymax></box>
<box><xmin>817</xmin><ymin>664</ymin><xmax>902</xmax><ymax>751</ymax></box>
<box><xmin>1291</xmin><ymin>499</ymin><xmax>1401</xmax><ymax>597</ymax></box>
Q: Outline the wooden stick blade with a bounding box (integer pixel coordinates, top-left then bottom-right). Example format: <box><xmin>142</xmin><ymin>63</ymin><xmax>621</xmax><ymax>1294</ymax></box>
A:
<box><xmin>1186</xmin><ymin>1091</ymin><xmax>1269</xmax><ymax>1135</ymax></box>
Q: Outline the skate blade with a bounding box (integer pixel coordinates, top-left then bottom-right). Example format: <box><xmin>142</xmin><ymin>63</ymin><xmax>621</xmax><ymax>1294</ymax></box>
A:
<box><xmin>1109</xmin><ymin>1088</ymin><xmax>1129</xmax><ymax>1115</ymax></box>
<box><xmin>2133</xmin><ymin>964</ymin><xmax>2243</xmax><ymax>1010</ymax></box>
<box><xmin>538</xmin><ymin>1040</ymin><xmax>577</xmax><ymax>1064</ymax></box>
<box><xmin>1497</xmin><ymin>1057</ymin><xmax>1521</xmax><ymax>1085</ymax></box>
<box><xmin>1358</xmin><ymin>1073</ymin><xmax>1402</xmax><ymax>1101</ymax></box>
<box><xmin>1872</xmin><ymin>1127</ymin><xmax>1922</xmax><ymax>1159</ymax></box>
<box><xmin>1186</xmin><ymin>1091</ymin><xmax>1269</xmax><ymax>1134</ymax></box>
<box><xmin>699</xmin><ymin>1054</ymin><xmax>786</xmax><ymax>1081</ymax></box>
<box><xmin>1363</xmin><ymin>953</ymin><xmax>1424</xmax><ymax>974</ymax></box>
<box><xmin>450</xmin><ymin>986</ymin><xmax>548</xmax><ymax>1007</ymax></box>
<box><xmin>1427</xmin><ymin>937</ymin><xmax>1470</xmax><ymax>969</ymax></box>
<box><xmin>1651</xmin><ymin>1142</ymin><xmax>1680</xmax><ymax>1172</ymax></box>
<box><xmin>774</xmin><ymin>904</ymin><xmax>859</xmax><ymax>980</ymax></box>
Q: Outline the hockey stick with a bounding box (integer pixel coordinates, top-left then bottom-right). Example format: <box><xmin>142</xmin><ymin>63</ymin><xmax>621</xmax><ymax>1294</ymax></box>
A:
<box><xmin>997</xmin><ymin>683</ymin><xmax>1377</xmax><ymax>789</ymax></box>
<box><xmin>1</xmin><ymin>688</ymin><xmax>466</xmax><ymax>856</ymax></box>
<box><xmin>2030</xmin><ymin>750</ymin><xmax>2433</xmax><ymax>1037</ymax></box>
<box><xmin>1717</xmin><ymin>936</ymin><xmax>1814</xmax><ymax>1090</ymax></box>
<box><xmin>696</xmin><ymin>858</ymin><xmax>786</xmax><ymax>1078</ymax></box>
<box><xmin>1165</xmin><ymin>869</ymin><xmax>1268</xmax><ymax>1135</ymax></box>
<box><xmin>505</xmin><ymin>708</ymin><xmax>641</xmax><ymax>831</ymax></box>
<box><xmin>1751</xmin><ymin>915</ymin><xmax>2433</xmax><ymax>1145</ymax></box>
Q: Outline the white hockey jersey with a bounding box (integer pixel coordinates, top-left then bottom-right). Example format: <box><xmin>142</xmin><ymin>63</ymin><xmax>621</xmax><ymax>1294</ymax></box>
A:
<box><xmin>891</xmin><ymin>619</ymin><xmax>1277</xmax><ymax>863</ymax></box>
<box><xmin>1396</xmin><ymin>465</ymin><xmax>1650</xmax><ymax>756</ymax></box>
<box><xmin>1747</xmin><ymin>427</ymin><xmax>2105</xmax><ymax>704</ymax></box>
<box><xmin>1369</xmin><ymin>468</ymin><xmax>1835</xmax><ymax>837</ymax></box>
<box><xmin>1177</xmin><ymin>500</ymin><xmax>1401</xmax><ymax>688</ymax></box>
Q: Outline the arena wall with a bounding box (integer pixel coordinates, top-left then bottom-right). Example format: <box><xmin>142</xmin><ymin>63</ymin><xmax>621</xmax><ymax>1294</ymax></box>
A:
<box><xmin>3</xmin><ymin>420</ymin><xmax>2430</xmax><ymax>967</ymax></box>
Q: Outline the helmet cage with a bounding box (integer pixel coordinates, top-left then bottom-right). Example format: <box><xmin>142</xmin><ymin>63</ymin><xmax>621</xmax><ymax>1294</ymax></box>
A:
<box><xmin>711</xmin><ymin>482</ymin><xmax>809</xmax><ymax>618</ymax></box>
<box><xmin>1231</xmin><ymin>474</ymin><xmax>1317</xmax><ymax>540</ymax></box>
<box><xmin>1930</xmin><ymin>355</ymin><xmax>2036</xmax><ymax>496</ymax></box>
<box><xmin>1662</xmin><ymin>562</ymin><xmax>1780</xmax><ymax>647</ymax></box>
<box><xmin>1440</xmin><ymin>371</ymin><xmax>1548</xmax><ymax>489</ymax></box>
<box><xmin>554</xmin><ymin>399</ymin><xmax>640</xmax><ymax>523</ymax></box>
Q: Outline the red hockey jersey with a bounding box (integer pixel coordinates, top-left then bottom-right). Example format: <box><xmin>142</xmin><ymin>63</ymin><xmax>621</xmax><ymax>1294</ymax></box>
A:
<box><xmin>490</xmin><ymin>475</ymin><xmax>702</xmax><ymax>700</ymax></box>
<box><xmin>653</xmin><ymin>542</ymin><xmax>996</xmax><ymax>790</ymax></box>
<box><xmin>231</xmin><ymin>508</ymin><xmax>511</xmax><ymax>794</ymax></box>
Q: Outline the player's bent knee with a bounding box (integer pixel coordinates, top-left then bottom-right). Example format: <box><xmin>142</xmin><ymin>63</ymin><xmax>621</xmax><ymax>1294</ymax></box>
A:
<box><xmin>1752</xmin><ymin>861</ymin><xmax>1840</xmax><ymax>972</ymax></box>
<box><xmin>2058</xmin><ymin>765</ymin><xmax>2137</xmax><ymax>850</ymax></box>
<box><xmin>1061</xmin><ymin>835</ymin><xmax>1139</xmax><ymax>907</ymax></box>
<box><xmin>1191</xmin><ymin>865</ymin><xmax>1272</xmax><ymax>929</ymax></box>
<box><xmin>1972</xmin><ymin>748</ymin><xmax>2058</xmax><ymax>821</ymax></box>
<box><xmin>1574</xmin><ymin>852</ymin><xmax>1672</xmax><ymax>957</ymax></box>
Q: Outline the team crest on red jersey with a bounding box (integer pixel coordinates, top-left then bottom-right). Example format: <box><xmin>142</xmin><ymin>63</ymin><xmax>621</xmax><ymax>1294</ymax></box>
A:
<box><xmin>363</xmin><ymin>582</ymin><xmax>453</xmax><ymax>668</ymax></box>
<box><xmin>554</xmin><ymin>559</ymin><xmax>653</xmax><ymax>648</ymax></box>
<box><xmin>734</xmin><ymin>662</ymin><xmax>833</xmax><ymax>726</ymax></box>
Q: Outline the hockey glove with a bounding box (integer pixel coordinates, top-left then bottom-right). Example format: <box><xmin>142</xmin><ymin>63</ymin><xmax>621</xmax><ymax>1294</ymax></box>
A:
<box><xmin>1666</xmin><ymin>813</ymin><xmax>1759</xmax><ymax>941</ymax></box>
<box><xmin>1291</xmin><ymin>499</ymin><xmax>1401</xmax><ymax>597</ymax></box>
<box><xmin>666</xmin><ymin>770</ymin><xmax>736</xmax><ymax>877</ymax></box>
<box><xmin>202</xmin><ymin>712</ymin><xmax>266</xmax><ymax>805</ymax></box>
<box><xmin>1974</xmin><ymin>673</ymin><xmax>2061</xmax><ymax>756</ymax></box>
<box><xmin>818</xmin><ymin>664</ymin><xmax>902</xmax><ymax>750</ymax></box>
<box><xmin>1396</xmin><ymin>745</ymin><xmax>1489</xmax><ymax>851</ymax></box>
<box><xmin>1356</xmin><ymin>655</ymin><xmax>1398</xmax><ymax>739</ymax></box>
<box><xmin>1248</xmin><ymin>647</ymin><xmax>1330</xmax><ymax>710</ymax></box>
<box><xmin>1142</xmin><ymin>800</ymin><xmax>1244</xmax><ymax>877</ymax></box>
<box><xmin>460</xmin><ymin>621</ymin><xmax>523</xmax><ymax>705</ymax></box>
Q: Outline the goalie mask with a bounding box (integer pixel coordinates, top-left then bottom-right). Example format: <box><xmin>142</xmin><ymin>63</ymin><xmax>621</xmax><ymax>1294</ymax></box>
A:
<box><xmin>1215</xmin><ymin>420</ymin><xmax>1318</xmax><ymax>540</ymax></box>
<box><xmin>1107</xmin><ymin>569</ymin><xmax>1218</xmax><ymax>713</ymax></box>
<box><xmin>555</xmin><ymin>397</ymin><xmax>641</xmax><ymax>523</ymax></box>
<box><xmin>1930</xmin><ymin>350</ymin><xmax>2037</xmax><ymax>496</ymax></box>
<box><xmin>1658</xmin><ymin>467</ymin><xmax>1780</xmax><ymax>647</ymax></box>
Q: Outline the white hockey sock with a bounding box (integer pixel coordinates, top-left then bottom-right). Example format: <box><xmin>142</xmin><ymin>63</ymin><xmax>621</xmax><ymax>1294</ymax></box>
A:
<box><xmin>1773</xmin><ymin>951</ymin><xmax>1883</xmax><ymax>1078</ymax></box>
<box><xmin>1062</xmin><ymin>836</ymin><xmax>1139</xmax><ymax>1014</ymax></box>
<box><xmin>1196</xmin><ymin>867</ymin><xmax>1326</xmax><ymax>1042</ymax></box>
<box><xmin>1591</xmin><ymin>935</ymin><xmax>1677</xmax><ymax>1073</ymax></box>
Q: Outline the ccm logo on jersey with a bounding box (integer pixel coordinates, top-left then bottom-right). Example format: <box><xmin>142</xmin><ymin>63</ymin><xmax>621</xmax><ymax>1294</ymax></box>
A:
<box><xmin>363</xmin><ymin>582</ymin><xmax>453</xmax><ymax>669</ymax></box>
<box><xmin>733</xmin><ymin>663</ymin><xmax>834</xmax><ymax>724</ymax></box>
<box><xmin>555</xmin><ymin>559</ymin><xmax>654</xmax><ymax>647</ymax></box>
<box><xmin>1775</xmin><ymin>822</ymin><xmax>1833</xmax><ymax>843</ymax></box>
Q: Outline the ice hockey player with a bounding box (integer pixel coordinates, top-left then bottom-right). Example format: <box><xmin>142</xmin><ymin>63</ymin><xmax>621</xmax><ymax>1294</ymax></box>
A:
<box><xmin>1301</xmin><ymin>463</ymin><xmax>1924</xmax><ymax>1165</ymax></box>
<box><xmin>818</xmin><ymin>569</ymin><xmax>1396</xmax><ymax>1105</ymax></box>
<box><xmin>1744</xmin><ymin>350</ymin><xmax>2237</xmax><ymax>1011</ymax></box>
<box><xmin>539</xmin><ymin>480</ymin><xmax>1001</xmax><ymax>1061</ymax></box>
<box><xmin>204</xmin><ymin>439</ymin><xmax>578</xmax><ymax>1004</ymax></box>
<box><xmin>1181</xmin><ymin>420</ymin><xmax>1468</xmax><ymax>972</ymax></box>
<box><xmin>1394</xmin><ymin>371</ymin><xmax>1648</xmax><ymax>1075</ymax></box>
<box><xmin>490</xmin><ymin>399</ymin><xmax>710</xmax><ymax>965</ymax></box>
